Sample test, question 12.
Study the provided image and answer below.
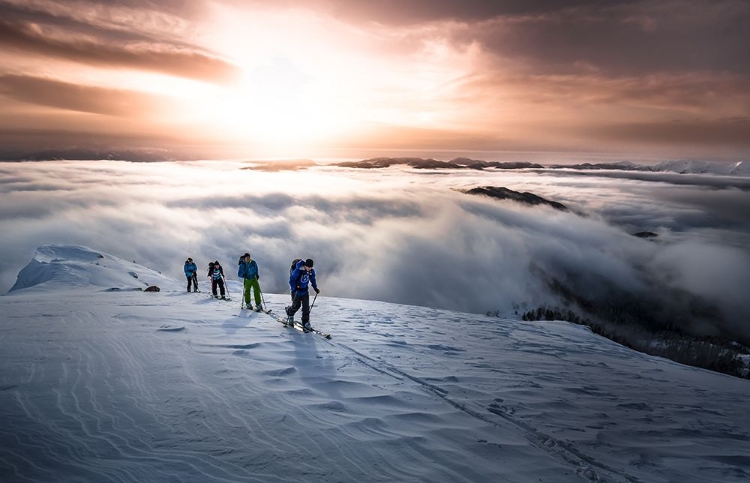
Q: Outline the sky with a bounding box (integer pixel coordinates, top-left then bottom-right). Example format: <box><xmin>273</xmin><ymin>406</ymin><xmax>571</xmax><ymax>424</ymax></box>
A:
<box><xmin>2</xmin><ymin>161</ymin><xmax>749</xmax><ymax>343</ymax></box>
<box><xmin>0</xmin><ymin>0</ymin><xmax>749</xmax><ymax>160</ymax></box>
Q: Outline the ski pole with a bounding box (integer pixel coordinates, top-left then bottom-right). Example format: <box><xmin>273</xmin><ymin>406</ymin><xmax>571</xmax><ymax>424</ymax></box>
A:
<box><xmin>309</xmin><ymin>292</ymin><xmax>318</xmax><ymax>313</ymax></box>
<box><xmin>241</xmin><ymin>278</ymin><xmax>247</xmax><ymax>309</ymax></box>
<box><xmin>260</xmin><ymin>286</ymin><xmax>267</xmax><ymax>311</ymax></box>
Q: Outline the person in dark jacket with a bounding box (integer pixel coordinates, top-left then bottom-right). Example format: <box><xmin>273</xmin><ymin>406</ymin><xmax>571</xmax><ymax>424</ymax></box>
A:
<box><xmin>184</xmin><ymin>257</ymin><xmax>198</xmax><ymax>292</ymax></box>
<box><xmin>237</xmin><ymin>253</ymin><xmax>262</xmax><ymax>310</ymax></box>
<box><xmin>208</xmin><ymin>260</ymin><xmax>226</xmax><ymax>299</ymax></box>
<box><xmin>285</xmin><ymin>258</ymin><xmax>320</xmax><ymax>329</ymax></box>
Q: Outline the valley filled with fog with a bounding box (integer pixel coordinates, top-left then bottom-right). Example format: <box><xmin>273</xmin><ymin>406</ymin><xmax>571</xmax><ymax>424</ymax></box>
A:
<box><xmin>2</xmin><ymin>160</ymin><xmax>749</xmax><ymax>353</ymax></box>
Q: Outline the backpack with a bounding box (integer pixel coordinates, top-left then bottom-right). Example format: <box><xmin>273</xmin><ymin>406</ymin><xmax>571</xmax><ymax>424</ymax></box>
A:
<box><xmin>290</xmin><ymin>258</ymin><xmax>302</xmax><ymax>276</ymax></box>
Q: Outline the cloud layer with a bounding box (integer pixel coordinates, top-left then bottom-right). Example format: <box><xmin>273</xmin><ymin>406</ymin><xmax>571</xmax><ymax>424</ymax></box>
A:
<box><xmin>2</xmin><ymin>161</ymin><xmax>749</xmax><ymax>343</ymax></box>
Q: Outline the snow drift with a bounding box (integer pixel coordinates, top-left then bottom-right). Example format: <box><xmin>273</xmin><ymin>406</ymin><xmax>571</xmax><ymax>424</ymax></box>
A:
<box><xmin>9</xmin><ymin>245</ymin><xmax>181</xmax><ymax>293</ymax></box>
<box><xmin>1</xmin><ymin>246</ymin><xmax>749</xmax><ymax>483</ymax></box>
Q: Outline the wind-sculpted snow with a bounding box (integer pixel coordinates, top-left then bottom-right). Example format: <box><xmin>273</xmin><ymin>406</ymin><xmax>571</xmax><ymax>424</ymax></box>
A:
<box><xmin>1</xmin><ymin>264</ymin><xmax>749</xmax><ymax>482</ymax></box>
<box><xmin>9</xmin><ymin>245</ymin><xmax>181</xmax><ymax>293</ymax></box>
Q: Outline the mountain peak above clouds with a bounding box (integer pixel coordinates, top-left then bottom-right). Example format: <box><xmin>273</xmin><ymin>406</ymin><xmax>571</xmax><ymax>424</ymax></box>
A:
<box><xmin>648</xmin><ymin>159</ymin><xmax>749</xmax><ymax>176</ymax></box>
<box><xmin>8</xmin><ymin>244</ymin><xmax>179</xmax><ymax>293</ymax></box>
<box><xmin>464</xmin><ymin>186</ymin><xmax>569</xmax><ymax>211</ymax></box>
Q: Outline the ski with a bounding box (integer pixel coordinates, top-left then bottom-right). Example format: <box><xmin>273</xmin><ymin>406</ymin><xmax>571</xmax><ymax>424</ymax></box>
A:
<box><xmin>210</xmin><ymin>295</ymin><xmax>232</xmax><ymax>302</ymax></box>
<box><xmin>309</xmin><ymin>327</ymin><xmax>331</xmax><ymax>339</ymax></box>
<box><xmin>269</xmin><ymin>315</ymin><xmax>330</xmax><ymax>339</ymax></box>
<box><xmin>242</xmin><ymin>307</ymin><xmax>271</xmax><ymax>313</ymax></box>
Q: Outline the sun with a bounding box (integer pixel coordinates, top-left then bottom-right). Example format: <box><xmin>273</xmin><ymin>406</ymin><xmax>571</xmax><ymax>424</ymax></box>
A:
<box><xmin>186</xmin><ymin>56</ymin><xmax>351</xmax><ymax>151</ymax></box>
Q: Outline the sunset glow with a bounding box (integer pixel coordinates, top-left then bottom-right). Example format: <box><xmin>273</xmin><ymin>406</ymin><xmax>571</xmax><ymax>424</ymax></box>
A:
<box><xmin>0</xmin><ymin>0</ymin><xmax>748</xmax><ymax>159</ymax></box>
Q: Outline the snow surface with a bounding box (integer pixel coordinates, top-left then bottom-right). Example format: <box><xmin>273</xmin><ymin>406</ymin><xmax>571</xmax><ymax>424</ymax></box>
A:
<box><xmin>1</xmin><ymin>246</ymin><xmax>749</xmax><ymax>482</ymax></box>
<box><xmin>648</xmin><ymin>160</ymin><xmax>750</xmax><ymax>176</ymax></box>
<box><xmin>9</xmin><ymin>245</ymin><xmax>180</xmax><ymax>293</ymax></box>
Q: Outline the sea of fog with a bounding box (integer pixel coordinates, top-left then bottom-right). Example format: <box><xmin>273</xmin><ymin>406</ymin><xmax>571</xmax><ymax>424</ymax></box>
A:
<box><xmin>2</xmin><ymin>160</ymin><xmax>749</xmax><ymax>340</ymax></box>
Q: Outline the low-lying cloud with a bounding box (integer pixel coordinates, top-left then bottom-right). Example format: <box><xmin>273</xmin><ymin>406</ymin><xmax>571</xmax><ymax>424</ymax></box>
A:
<box><xmin>1</xmin><ymin>160</ymin><xmax>748</xmax><ymax>342</ymax></box>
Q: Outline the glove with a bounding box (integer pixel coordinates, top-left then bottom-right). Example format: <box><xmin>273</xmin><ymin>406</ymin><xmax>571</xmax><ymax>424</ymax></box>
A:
<box><xmin>256</xmin><ymin>275</ymin><xmax>259</xmax><ymax>280</ymax></box>
<box><xmin>314</xmin><ymin>288</ymin><xmax>320</xmax><ymax>294</ymax></box>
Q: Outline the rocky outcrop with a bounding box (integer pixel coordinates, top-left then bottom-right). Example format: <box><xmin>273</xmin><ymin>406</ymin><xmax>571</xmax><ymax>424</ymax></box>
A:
<box><xmin>463</xmin><ymin>186</ymin><xmax>568</xmax><ymax>211</ymax></box>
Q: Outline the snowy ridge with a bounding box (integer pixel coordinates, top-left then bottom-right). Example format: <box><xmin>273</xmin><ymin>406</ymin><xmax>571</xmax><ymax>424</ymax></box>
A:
<box><xmin>9</xmin><ymin>245</ymin><xmax>181</xmax><ymax>293</ymax></box>
<box><xmin>648</xmin><ymin>159</ymin><xmax>749</xmax><ymax>176</ymax></box>
<box><xmin>1</xmin><ymin>246</ymin><xmax>749</xmax><ymax>482</ymax></box>
<box><xmin>547</xmin><ymin>159</ymin><xmax>749</xmax><ymax>176</ymax></box>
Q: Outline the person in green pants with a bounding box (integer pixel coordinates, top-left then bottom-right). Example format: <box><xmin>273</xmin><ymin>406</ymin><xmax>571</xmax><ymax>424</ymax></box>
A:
<box><xmin>237</xmin><ymin>252</ymin><xmax>263</xmax><ymax>310</ymax></box>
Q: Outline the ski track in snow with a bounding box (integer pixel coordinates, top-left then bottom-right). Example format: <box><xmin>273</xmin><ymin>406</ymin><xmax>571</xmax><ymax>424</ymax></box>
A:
<box><xmin>320</xmin><ymin>299</ymin><xmax>750</xmax><ymax>483</ymax></box>
<box><xmin>1</xmin><ymin>260</ymin><xmax>750</xmax><ymax>482</ymax></box>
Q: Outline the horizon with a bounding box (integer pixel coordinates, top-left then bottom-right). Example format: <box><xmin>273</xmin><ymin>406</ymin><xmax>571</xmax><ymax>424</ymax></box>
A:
<box><xmin>0</xmin><ymin>0</ymin><xmax>748</xmax><ymax>160</ymax></box>
<box><xmin>1</xmin><ymin>150</ymin><xmax>747</xmax><ymax>165</ymax></box>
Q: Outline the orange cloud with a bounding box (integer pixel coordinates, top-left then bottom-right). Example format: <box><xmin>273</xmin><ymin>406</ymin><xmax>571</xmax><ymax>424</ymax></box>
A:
<box><xmin>0</xmin><ymin>19</ymin><xmax>239</xmax><ymax>83</ymax></box>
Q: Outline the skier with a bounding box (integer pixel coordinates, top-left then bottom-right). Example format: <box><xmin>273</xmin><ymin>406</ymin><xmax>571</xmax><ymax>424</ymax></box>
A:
<box><xmin>184</xmin><ymin>257</ymin><xmax>198</xmax><ymax>292</ymax></box>
<box><xmin>286</xmin><ymin>258</ymin><xmax>320</xmax><ymax>330</ymax></box>
<box><xmin>208</xmin><ymin>260</ymin><xmax>226</xmax><ymax>299</ymax></box>
<box><xmin>237</xmin><ymin>253</ymin><xmax>262</xmax><ymax>310</ymax></box>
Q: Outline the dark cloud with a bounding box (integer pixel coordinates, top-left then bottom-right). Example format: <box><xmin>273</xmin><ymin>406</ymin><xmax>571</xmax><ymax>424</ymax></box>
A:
<box><xmin>0</xmin><ymin>75</ymin><xmax>176</xmax><ymax>116</ymax></box>
<box><xmin>393</xmin><ymin>0</ymin><xmax>750</xmax><ymax>76</ymax></box>
<box><xmin>461</xmin><ymin>71</ymin><xmax>750</xmax><ymax>118</ymax></box>
<box><xmin>590</xmin><ymin>118</ymin><xmax>750</xmax><ymax>148</ymax></box>
<box><xmin>253</xmin><ymin>1</ymin><xmax>749</xmax><ymax>76</ymax></box>
<box><xmin>235</xmin><ymin>0</ymin><xmax>624</xmax><ymax>25</ymax></box>
<box><xmin>0</xmin><ymin>126</ymin><xmax>211</xmax><ymax>152</ymax></box>
<box><xmin>0</xmin><ymin>19</ymin><xmax>239</xmax><ymax>83</ymax></box>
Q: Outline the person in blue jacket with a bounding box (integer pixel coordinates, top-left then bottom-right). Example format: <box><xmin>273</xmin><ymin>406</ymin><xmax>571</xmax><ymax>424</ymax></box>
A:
<box><xmin>184</xmin><ymin>257</ymin><xmax>198</xmax><ymax>292</ymax></box>
<box><xmin>285</xmin><ymin>258</ymin><xmax>320</xmax><ymax>329</ymax></box>
<box><xmin>238</xmin><ymin>252</ymin><xmax>263</xmax><ymax>310</ymax></box>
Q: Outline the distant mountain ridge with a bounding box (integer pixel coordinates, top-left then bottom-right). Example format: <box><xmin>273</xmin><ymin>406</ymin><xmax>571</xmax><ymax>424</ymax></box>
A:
<box><xmin>242</xmin><ymin>159</ymin><xmax>317</xmax><ymax>171</ymax></box>
<box><xmin>333</xmin><ymin>157</ymin><xmax>544</xmax><ymax>170</ymax></box>
<box><xmin>332</xmin><ymin>157</ymin><xmax>748</xmax><ymax>176</ymax></box>
<box><xmin>0</xmin><ymin>148</ymin><xmax>183</xmax><ymax>162</ymax></box>
<box><xmin>547</xmin><ymin>159</ymin><xmax>749</xmax><ymax>176</ymax></box>
<box><xmin>2</xmin><ymin>151</ymin><xmax>746</xmax><ymax>176</ymax></box>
